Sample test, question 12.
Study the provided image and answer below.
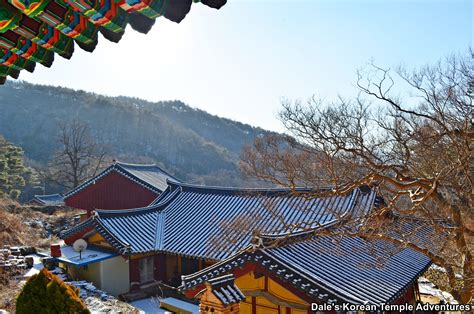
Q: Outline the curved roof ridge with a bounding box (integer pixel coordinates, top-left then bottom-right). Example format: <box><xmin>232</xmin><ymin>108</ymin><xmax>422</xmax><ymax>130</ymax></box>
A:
<box><xmin>114</xmin><ymin>160</ymin><xmax>157</xmax><ymax>167</ymax></box>
<box><xmin>166</xmin><ymin>180</ymin><xmax>319</xmax><ymax>195</ymax></box>
<box><xmin>258</xmin><ymin>217</ymin><xmax>344</xmax><ymax>240</ymax></box>
<box><xmin>34</xmin><ymin>193</ymin><xmax>64</xmax><ymax>198</ymax></box>
<box><xmin>95</xmin><ymin>205</ymin><xmax>159</xmax><ymax>216</ymax></box>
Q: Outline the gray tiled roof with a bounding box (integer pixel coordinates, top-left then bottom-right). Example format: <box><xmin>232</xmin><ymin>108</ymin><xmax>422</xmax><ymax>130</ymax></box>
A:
<box><xmin>117</xmin><ymin>162</ymin><xmax>180</xmax><ymax>192</ymax></box>
<box><xmin>61</xmin><ymin>180</ymin><xmax>433</xmax><ymax>305</ymax></box>
<box><xmin>62</xmin><ymin>181</ymin><xmax>377</xmax><ymax>260</ymax></box>
<box><xmin>181</xmin><ymin>236</ymin><xmax>431</xmax><ymax>305</ymax></box>
<box><xmin>30</xmin><ymin>193</ymin><xmax>64</xmax><ymax>206</ymax></box>
<box><xmin>205</xmin><ymin>274</ymin><xmax>246</xmax><ymax>305</ymax></box>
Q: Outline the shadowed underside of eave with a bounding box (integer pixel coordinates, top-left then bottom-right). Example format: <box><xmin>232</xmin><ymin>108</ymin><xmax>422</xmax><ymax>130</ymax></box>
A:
<box><xmin>0</xmin><ymin>0</ymin><xmax>227</xmax><ymax>84</ymax></box>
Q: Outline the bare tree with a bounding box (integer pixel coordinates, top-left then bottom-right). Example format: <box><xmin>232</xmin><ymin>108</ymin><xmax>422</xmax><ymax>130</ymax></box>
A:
<box><xmin>241</xmin><ymin>53</ymin><xmax>473</xmax><ymax>302</ymax></box>
<box><xmin>48</xmin><ymin>121</ymin><xmax>107</xmax><ymax>189</ymax></box>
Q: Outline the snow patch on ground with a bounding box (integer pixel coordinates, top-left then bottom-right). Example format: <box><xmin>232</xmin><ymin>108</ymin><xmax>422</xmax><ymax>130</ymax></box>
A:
<box><xmin>130</xmin><ymin>298</ymin><xmax>169</xmax><ymax>314</ymax></box>
<box><xmin>67</xmin><ymin>278</ymin><xmax>138</xmax><ymax>313</ymax></box>
<box><xmin>22</xmin><ymin>255</ymin><xmax>43</xmax><ymax>278</ymax></box>
<box><xmin>418</xmin><ymin>277</ymin><xmax>458</xmax><ymax>303</ymax></box>
<box><xmin>430</xmin><ymin>264</ymin><xmax>463</xmax><ymax>279</ymax></box>
<box><xmin>69</xmin><ymin>281</ymin><xmax>111</xmax><ymax>301</ymax></box>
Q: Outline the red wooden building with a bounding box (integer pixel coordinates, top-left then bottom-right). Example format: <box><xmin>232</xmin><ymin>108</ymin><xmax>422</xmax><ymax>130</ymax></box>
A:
<box><xmin>63</xmin><ymin>161</ymin><xmax>179</xmax><ymax>217</ymax></box>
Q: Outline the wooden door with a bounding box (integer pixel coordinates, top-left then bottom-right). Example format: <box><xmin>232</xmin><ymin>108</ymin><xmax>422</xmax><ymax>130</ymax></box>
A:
<box><xmin>139</xmin><ymin>256</ymin><xmax>154</xmax><ymax>283</ymax></box>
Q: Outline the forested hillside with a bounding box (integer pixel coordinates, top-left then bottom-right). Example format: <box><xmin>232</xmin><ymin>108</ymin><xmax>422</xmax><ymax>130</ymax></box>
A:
<box><xmin>0</xmin><ymin>81</ymin><xmax>269</xmax><ymax>189</ymax></box>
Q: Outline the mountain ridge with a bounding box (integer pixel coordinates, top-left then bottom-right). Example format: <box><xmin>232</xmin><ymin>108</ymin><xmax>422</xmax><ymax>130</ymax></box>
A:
<box><xmin>0</xmin><ymin>81</ymin><xmax>270</xmax><ymax>188</ymax></box>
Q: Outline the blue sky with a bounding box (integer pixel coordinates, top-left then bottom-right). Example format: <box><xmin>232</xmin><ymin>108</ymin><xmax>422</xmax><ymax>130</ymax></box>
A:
<box><xmin>21</xmin><ymin>0</ymin><xmax>472</xmax><ymax>131</ymax></box>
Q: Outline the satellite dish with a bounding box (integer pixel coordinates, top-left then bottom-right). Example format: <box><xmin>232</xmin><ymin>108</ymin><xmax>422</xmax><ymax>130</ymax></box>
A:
<box><xmin>73</xmin><ymin>239</ymin><xmax>88</xmax><ymax>259</ymax></box>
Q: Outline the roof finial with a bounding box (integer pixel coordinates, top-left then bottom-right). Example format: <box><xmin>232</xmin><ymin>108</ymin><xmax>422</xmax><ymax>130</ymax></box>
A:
<box><xmin>251</xmin><ymin>231</ymin><xmax>264</xmax><ymax>250</ymax></box>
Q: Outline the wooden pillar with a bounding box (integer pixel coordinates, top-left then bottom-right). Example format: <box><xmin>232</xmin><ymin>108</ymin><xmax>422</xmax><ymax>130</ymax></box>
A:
<box><xmin>154</xmin><ymin>254</ymin><xmax>166</xmax><ymax>282</ymax></box>
<box><xmin>129</xmin><ymin>258</ymin><xmax>140</xmax><ymax>291</ymax></box>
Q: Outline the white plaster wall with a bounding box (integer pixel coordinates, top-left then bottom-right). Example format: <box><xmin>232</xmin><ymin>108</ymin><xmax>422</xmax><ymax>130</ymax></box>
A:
<box><xmin>99</xmin><ymin>256</ymin><xmax>130</xmax><ymax>296</ymax></box>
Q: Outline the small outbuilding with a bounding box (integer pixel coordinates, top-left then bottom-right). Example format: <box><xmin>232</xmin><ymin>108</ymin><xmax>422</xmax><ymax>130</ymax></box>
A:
<box><xmin>28</xmin><ymin>193</ymin><xmax>65</xmax><ymax>207</ymax></box>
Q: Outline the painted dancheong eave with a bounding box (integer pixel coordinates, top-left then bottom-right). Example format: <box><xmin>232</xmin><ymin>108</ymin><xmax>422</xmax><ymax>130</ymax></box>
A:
<box><xmin>0</xmin><ymin>0</ymin><xmax>227</xmax><ymax>83</ymax></box>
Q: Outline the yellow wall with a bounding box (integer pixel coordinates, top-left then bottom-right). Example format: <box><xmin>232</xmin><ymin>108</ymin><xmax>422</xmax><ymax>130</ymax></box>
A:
<box><xmin>236</xmin><ymin>272</ymin><xmax>308</xmax><ymax>314</ymax></box>
<box><xmin>87</xmin><ymin>233</ymin><xmax>114</xmax><ymax>249</ymax></box>
<box><xmin>88</xmin><ymin>233</ymin><xmax>105</xmax><ymax>243</ymax></box>
<box><xmin>68</xmin><ymin>262</ymin><xmax>102</xmax><ymax>288</ymax></box>
<box><xmin>240</xmin><ymin>300</ymin><xmax>253</xmax><ymax>314</ymax></box>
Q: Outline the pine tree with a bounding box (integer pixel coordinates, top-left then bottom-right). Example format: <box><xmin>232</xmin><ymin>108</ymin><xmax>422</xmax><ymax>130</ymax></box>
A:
<box><xmin>0</xmin><ymin>135</ymin><xmax>28</xmax><ymax>199</ymax></box>
<box><xmin>16</xmin><ymin>268</ymin><xmax>90</xmax><ymax>314</ymax></box>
